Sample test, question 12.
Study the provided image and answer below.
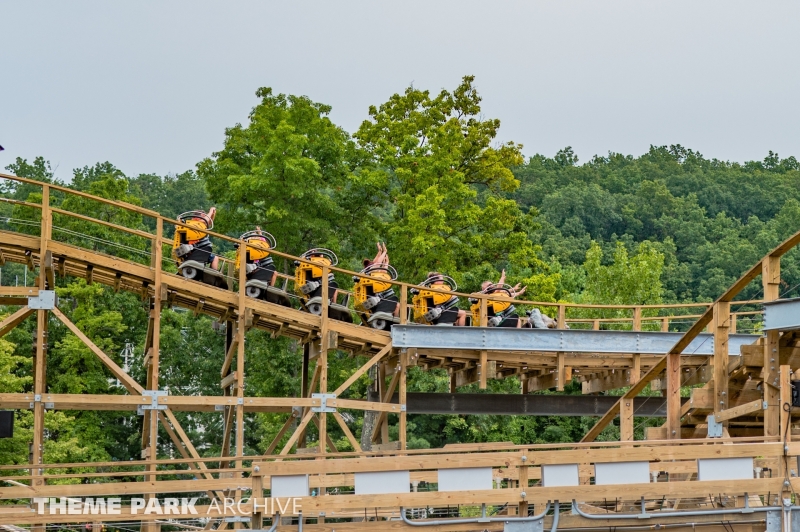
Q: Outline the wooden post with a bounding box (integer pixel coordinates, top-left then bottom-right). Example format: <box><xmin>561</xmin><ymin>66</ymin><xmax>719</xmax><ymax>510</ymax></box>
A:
<box><xmin>380</xmin><ymin>362</ymin><xmax>389</xmax><ymax>444</ymax></box>
<box><xmin>319</xmin><ymin>266</ymin><xmax>330</xmax><ymax>454</ymax></box>
<box><xmin>518</xmin><ymin>448</ymin><xmax>529</xmax><ymax>516</ymax></box>
<box><xmin>557</xmin><ymin>304</ymin><xmax>566</xmax><ymax>329</ymax></box>
<box><xmin>629</xmin><ymin>354</ymin><xmax>641</xmax><ymax>385</ymax></box>
<box><xmin>780</xmin><ymin>365</ymin><xmax>792</xmax><ymax>444</ymax></box>
<box><xmin>235</xmin><ymin>233</ymin><xmax>247</xmax><ymax>526</ymax></box>
<box><xmin>620</xmin><ymin>398</ymin><xmax>634</xmax><ymax>441</ymax></box>
<box><xmin>399</xmin><ymin>284</ymin><xmax>408</xmax><ymax>324</ymax></box>
<box><xmin>31</xmin><ymin>185</ymin><xmax>50</xmax><ymax>532</ymax></box>
<box><xmin>661</xmin><ymin>318</ymin><xmax>669</xmax><ymax>332</ymax></box>
<box><xmin>399</xmin><ymin>350</ymin><xmax>408</xmax><ymax>450</ymax></box>
<box><xmin>665</xmin><ymin>352</ymin><xmax>682</xmax><ymax>440</ymax></box>
<box><xmin>713</xmin><ymin>301</ymin><xmax>730</xmax><ymax>419</ymax></box>
<box><xmin>479</xmin><ymin>296</ymin><xmax>488</xmax><ymax>328</ymax></box>
<box><xmin>251</xmin><ymin>475</ymin><xmax>264</xmax><ymax>529</ymax></box>
<box><xmin>763</xmin><ymin>256</ymin><xmax>781</xmax><ymax>437</ymax></box>
<box><xmin>556</xmin><ymin>352</ymin><xmax>566</xmax><ymax>391</ymax></box>
<box><xmin>632</xmin><ymin>307</ymin><xmax>642</xmax><ymax>331</ymax></box>
<box><xmin>479</xmin><ymin>350</ymin><xmax>488</xmax><ymax>389</ymax></box>
<box><xmin>143</xmin><ymin>217</ymin><xmax>163</xmax><ymax>532</ymax></box>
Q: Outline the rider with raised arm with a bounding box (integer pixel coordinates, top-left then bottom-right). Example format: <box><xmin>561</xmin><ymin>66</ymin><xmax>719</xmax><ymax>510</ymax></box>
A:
<box><xmin>354</xmin><ymin>243</ymin><xmax>401</xmax><ymax>330</ymax></box>
<box><xmin>472</xmin><ymin>269</ymin><xmax>526</xmax><ymax>328</ymax></box>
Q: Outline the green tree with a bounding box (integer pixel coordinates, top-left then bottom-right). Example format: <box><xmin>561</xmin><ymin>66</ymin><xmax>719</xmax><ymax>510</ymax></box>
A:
<box><xmin>198</xmin><ymin>87</ymin><xmax>374</xmax><ymax>263</ymax></box>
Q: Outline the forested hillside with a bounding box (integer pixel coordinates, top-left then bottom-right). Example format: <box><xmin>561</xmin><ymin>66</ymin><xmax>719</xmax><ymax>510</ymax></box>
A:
<box><xmin>2</xmin><ymin>76</ymin><xmax>800</xmax><ymax>468</ymax></box>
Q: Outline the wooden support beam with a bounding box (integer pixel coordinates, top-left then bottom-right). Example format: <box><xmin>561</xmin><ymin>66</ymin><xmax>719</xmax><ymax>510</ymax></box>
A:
<box><xmin>763</xmin><ymin>255</ymin><xmax>781</xmax><ymax>438</ymax></box>
<box><xmin>714</xmin><ymin>398</ymin><xmax>764</xmax><ymax>423</ymax></box>
<box><xmin>220</xmin><ymin>371</ymin><xmax>238</xmax><ymax>390</ymax></box>
<box><xmin>781</xmin><ymin>365</ymin><xmax>792</xmax><ymax>443</ymax></box>
<box><xmin>665</xmin><ymin>352</ymin><xmax>682</xmax><ymax>439</ymax></box>
<box><xmin>31</xmin><ymin>309</ymin><xmax>48</xmax><ymax>489</ymax></box>
<box><xmin>264</xmin><ymin>410</ymin><xmax>300</xmax><ymax>455</ymax></box>
<box><xmin>279</xmin><ymin>409</ymin><xmax>315</xmax><ymax>455</ymax></box>
<box><xmin>479</xmin><ymin>350</ymin><xmax>488</xmax><ymax>389</ymax></box>
<box><xmin>581</xmin><ymin>370</ymin><xmax>631</xmax><ymax>394</ymax></box>
<box><xmin>333</xmin><ymin>342</ymin><xmax>393</xmax><ymax>396</ymax></box>
<box><xmin>332</xmin><ymin>411</ymin><xmax>362</xmax><ymax>452</ymax></box>
<box><xmin>713</xmin><ymin>301</ymin><xmax>730</xmax><ymax>417</ymax></box>
<box><xmin>620</xmin><ymin>398</ymin><xmax>634</xmax><ymax>441</ymax></box>
<box><xmin>42</xmin><ymin>250</ymin><xmax>54</xmax><ymax>289</ymax></box>
<box><xmin>0</xmin><ymin>306</ymin><xmax>34</xmax><ymax>340</ymax></box>
<box><xmin>371</xmin><ymin>370</ymin><xmax>400</xmax><ymax>444</ymax></box>
<box><xmin>630</xmin><ymin>353</ymin><xmax>641</xmax><ymax>385</ymax></box>
<box><xmin>310</xmin><ymin>413</ymin><xmax>338</xmax><ymax>453</ymax></box>
<box><xmin>52</xmin><ymin>307</ymin><xmax>144</xmax><ymax>394</ymax></box>
<box><xmin>399</xmin><ymin>350</ymin><xmax>408</xmax><ymax>450</ymax></box>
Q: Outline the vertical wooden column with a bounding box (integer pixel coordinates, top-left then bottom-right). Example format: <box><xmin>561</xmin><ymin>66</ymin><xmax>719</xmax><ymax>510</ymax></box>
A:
<box><xmin>250</xmin><ymin>475</ymin><xmax>264</xmax><ymax>529</ymax></box>
<box><xmin>319</xmin><ymin>265</ymin><xmax>329</xmax><ymax>454</ymax></box>
<box><xmin>31</xmin><ymin>185</ymin><xmax>50</xmax><ymax>532</ymax></box>
<box><xmin>518</xmin><ymin>448</ymin><xmax>529</xmax><ymax>516</ymax></box>
<box><xmin>399</xmin><ymin>284</ymin><xmax>408</xmax><ymax>324</ymax></box>
<box><xmin>479</xmin><ymin>296</ymin><xmax>488</xmax><ymax>327</ymax></box>
<box><xmin>31</xmin><ymin>185</ymin><xmax>50</xmax><ymax>480</ymax></box>
<box><xmin>763</xmin><ymin>256</ymin><xmax>781</xmax><ymax>437</ymax></box>
<box><xmin>234</xmin><ymin>235</ymin><xmax>247</xmax><ymax>528</ymax></box>
<box><xmin>556</xmin><ymin>352</ymin><xmax>566</xmax><ymax>391</ymax></box>
<box><xmin>780</xmin><ymin>365</ymin><xmax>792</xmax><ymax>443</ymax></box>
<box><xmin>379</xmin><ymin>362</ymin><xmax>389</xmax><ymax>445</ymax></box>
<box><xmin>298</xmin><ymin>343</ymin><xmax>310</xmax><ymax>449</ymax></box>
<box><xmin>620</xmin><ymin>398</ymin><xmax>634</xmax><ymax>441</ymax></box>
<box><xmin>143</xmin><ymin>219</ymin><xmax>163</xmax><ymax>532</ymax></box>
<box><xmin>399</xmin><ymin>350</ymin><xmax>408</xmax><ymax>450</ymax></box>
<box><xmin>557</xmin><ymin>304</ymin><xmax>566</xmax><ymax>329</ymax></box>
<box><xmin>665</xmin><ymin>351</ymin><xmax>682</xmax><ymax>439</ymax></box>
<box><xmin>479</xmin><ymin>350</ymin><xmax>488</xmax><ymax>389</ymax></box>
<box><xmin>713</xmin><ymin>301</ymin><xmax>730</xmax><ymax>420</ymax></box>
<box><xmin>629</xmin><ymin>354</ymin><xmax>641</xmax><ymax>385</ymax></box>
<box><xmin>632</xmin><ymin>307</ymin><xmax>642</xmax><ymax>331</ymax></box>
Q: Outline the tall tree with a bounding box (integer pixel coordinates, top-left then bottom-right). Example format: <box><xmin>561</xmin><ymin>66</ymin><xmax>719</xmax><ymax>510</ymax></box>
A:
<box><xmin>354</xmin><ymin>76</ymin><xmax>548</xmax><ymax>287</ymax></box>
<box><xmin>197</xmin><ymin>88</ymin><xmax>375</xmax><ymax>262</ymax></box>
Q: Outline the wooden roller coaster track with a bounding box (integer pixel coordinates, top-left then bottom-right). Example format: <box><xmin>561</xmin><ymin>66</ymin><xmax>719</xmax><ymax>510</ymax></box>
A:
<box><xmin>1</xmin><ymin>172</ymin><xmax>800</xmax><ymax>531</ymax></box>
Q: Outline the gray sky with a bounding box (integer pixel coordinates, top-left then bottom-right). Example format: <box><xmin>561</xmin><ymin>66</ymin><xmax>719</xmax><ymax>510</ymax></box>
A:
<box><xmin>2</xmin><ymin>1</ymin><xmax>799</xmax><ymax>180</ymax></box>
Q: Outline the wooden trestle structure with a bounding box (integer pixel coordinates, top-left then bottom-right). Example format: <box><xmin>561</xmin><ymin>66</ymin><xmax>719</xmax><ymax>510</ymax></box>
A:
<box><xmin>1</xmin><ymin>172</ymin><xmax>800</xmax><ymax>532</ymax></box>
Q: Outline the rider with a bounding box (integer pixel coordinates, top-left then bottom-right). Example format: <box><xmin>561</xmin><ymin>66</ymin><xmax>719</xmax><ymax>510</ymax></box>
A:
<box><xmin>356</xmin><ymin>243</ymin><xmax>399</xmax><ymax>318</ymax></box>
<box><xmin>424</xmin><ymin>271</ymin><xmax>467</xmax><ymax>326</ymax></box>
<box><xmin>237</xmin><ymin>226</ymin><xmax>278</xmax><ymax>285</ymax></box>
<box><xmin>173</xmin><ymin>207</ymin><xmax>220</xmax><ymax>270</ymax></box>
<box><xmin>476</xmin><ymin>270</ymin><xmax>526</xmax><ymax>328</ymax></box>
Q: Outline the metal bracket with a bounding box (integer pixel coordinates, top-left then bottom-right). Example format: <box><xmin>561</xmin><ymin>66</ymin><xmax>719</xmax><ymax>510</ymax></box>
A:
<box><xmin>763</xmin><ymin>401</ymin><xmax>769</xmax><ymax>410</ymax></box>
<box><xmin>29</xmin><ymin>290</ymin><xmax>56</xmax><ymax>310</ymax></box>
<box><xmin>706</xmin><ymin>414</ymin><xmax>723</xmax><ymax>438</ymax></box>
<box><xmin>214</xmin><ymin>398</ymin><xmax>244</xmax><ymax>411</ymax></box>
<box><xmin>400</xmin><ymin>404</ymin><xmax>407</xmax><ymax>412</ymax></box>
<box><xmin>137</xmin><ymin>390</ymin><xmax>168</xmax><ymax>415</ymax></box>
<box><xmin>312</xmin><ymin>393</ymin><xmax>337</xmax><ymax>413</ymax></box>
<box><xmin>223</xmin><ymin>516</ymin><xmax>250</xmax><ymax>523</ymax></box>
<box><xmin>505</xmin><ymin>518</ymin><xmax>544</xmax><ymax>532</ymax></box>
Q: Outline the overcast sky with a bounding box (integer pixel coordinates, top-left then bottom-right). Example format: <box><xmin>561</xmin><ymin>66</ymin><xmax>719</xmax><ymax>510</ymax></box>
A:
<box><xmin>2</xmin><ymin>1</ymin><xmax>799</xmax><ymax>180</ymax></box>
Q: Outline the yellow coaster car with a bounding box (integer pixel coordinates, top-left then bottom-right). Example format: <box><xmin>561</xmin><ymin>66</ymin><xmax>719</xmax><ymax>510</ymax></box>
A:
<box><xmin>353</xmin><ymin>264</ymin><xmax>400</xmax><ymax>330</ymax></box>
<box><xmin>411</xmin><ymin>274</ymin><xmax>461</xmax><ymax>326</ymax></box>
<box><xmin>172</xmin><ymin>211</ymin><xmax>227</xmax><ymax>289</ymax></box>
<box><xmin>234</xmin><ymin>230</ymin><xmax>291</xmax><ymax>307</ymax></box>
<box><xmin>294</xmin><ymin>248</ymin><xmax>352</xmax><ymax>322</ymax></box>
<box><xmin>469</xmin><ymin>284</ymin><xmax>519</xmax><ymax>328</ymax></box>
